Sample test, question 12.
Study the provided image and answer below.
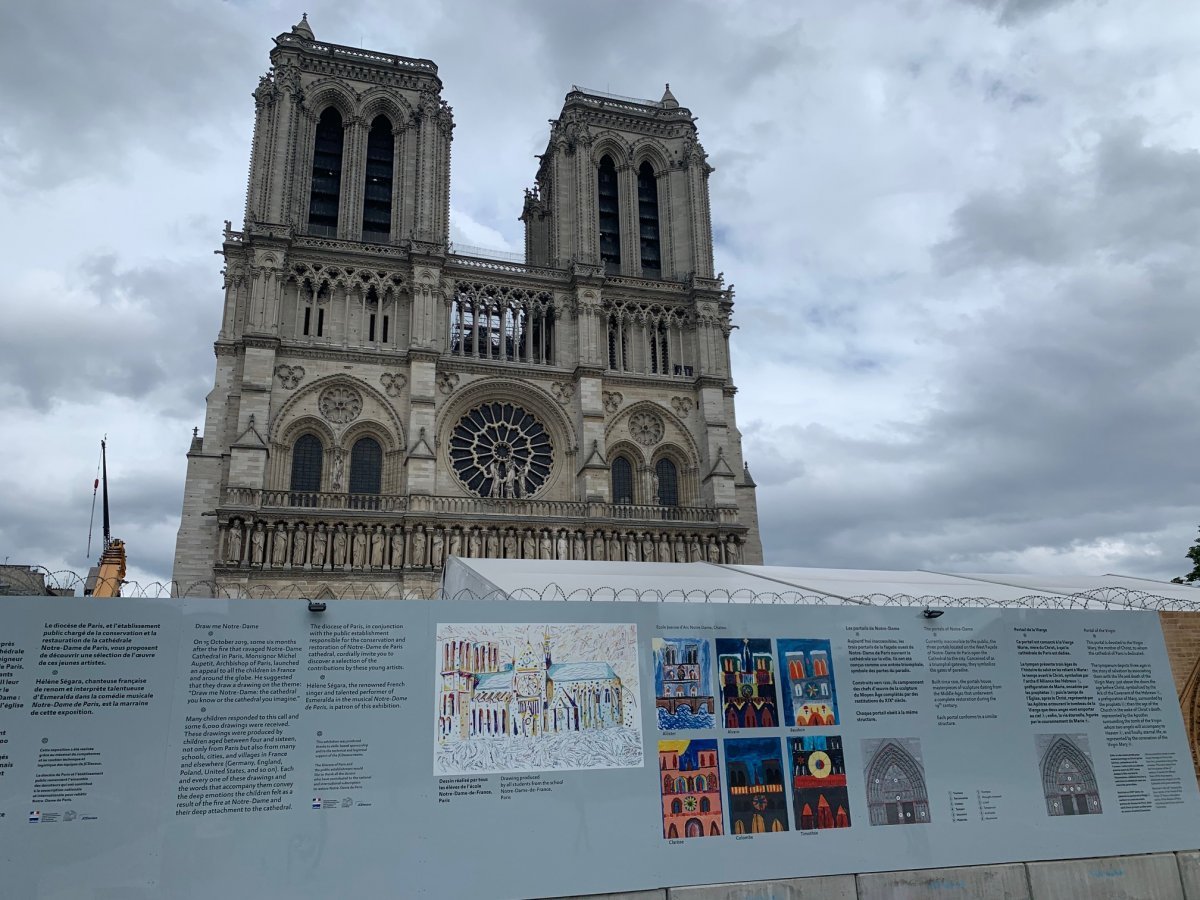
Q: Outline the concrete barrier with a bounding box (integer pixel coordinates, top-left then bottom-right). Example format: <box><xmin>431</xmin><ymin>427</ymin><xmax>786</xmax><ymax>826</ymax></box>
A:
<box><xmin>1025</xmin><ymin>853</ymin><xmax>1183</xmax><ymax>900</ymax></box>
<box><xmin>1178</xmin><ymin>852</ymin><xmax>1200</xmax><ymax>900</ymax></box>
<box><xmin>856</xmin><ymin>863</ymin><xmax>1029</xmax><ymax>899</ymax></box>
<box><xmin>666</xmin><ymin>875</ymin><xmax>857</xmax><ymax>899</ymax></box>
<box><xmin>554</xmin><ymin>892</ymin><xmax>666</xmax><ymax>900</ymax></box>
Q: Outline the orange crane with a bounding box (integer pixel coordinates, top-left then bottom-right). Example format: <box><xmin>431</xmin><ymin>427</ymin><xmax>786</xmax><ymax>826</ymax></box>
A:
<box><xmin>84</xmin><ymin>439</ymin><xmax>126</xmax><ymax>597</ymax></box>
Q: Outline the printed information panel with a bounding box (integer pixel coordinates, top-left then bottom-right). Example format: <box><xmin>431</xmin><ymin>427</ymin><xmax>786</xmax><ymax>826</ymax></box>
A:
<box><xmin>1</xmin><ymin>596</ymin><xmax>1198</xmax><ymax>899</ymax></box>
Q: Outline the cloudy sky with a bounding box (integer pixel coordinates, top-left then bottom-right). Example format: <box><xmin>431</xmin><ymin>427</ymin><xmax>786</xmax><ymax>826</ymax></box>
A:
<box><xmin>2</xmin><ymin>0</ymin><xmax>1199</xmax><ymax>591</ymax></box>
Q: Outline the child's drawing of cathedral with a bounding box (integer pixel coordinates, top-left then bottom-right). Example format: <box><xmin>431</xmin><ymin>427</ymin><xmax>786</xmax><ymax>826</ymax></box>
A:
<box><xmin>434</xmin><ymin>622</ymin><xmax>642</xmax><ymax>774</ymax></box>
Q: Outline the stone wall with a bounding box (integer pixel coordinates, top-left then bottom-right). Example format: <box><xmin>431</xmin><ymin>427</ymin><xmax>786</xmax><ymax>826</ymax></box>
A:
<box><xmin>550</xmin><ymin>851</ymin><xmax>1200</xmax><ymax>900</ymax></box>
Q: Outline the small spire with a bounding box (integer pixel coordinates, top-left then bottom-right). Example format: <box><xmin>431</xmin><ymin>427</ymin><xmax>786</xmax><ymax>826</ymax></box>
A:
<box><xmin>291</xmin><ymin>13</ymin><xmax>314</xmax><ymax>40</ymax></box>
<box><xmin>660</xmin><ymin>83</ymin><xmax>679</xmax><ymax>109</ymax></box>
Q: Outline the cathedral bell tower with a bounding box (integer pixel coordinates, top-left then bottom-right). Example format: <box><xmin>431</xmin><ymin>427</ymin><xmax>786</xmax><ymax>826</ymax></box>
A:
<box><xmin>172</xmin><ymin>19</ymin><xmax>761</xmax><ymax>598</ymax></box>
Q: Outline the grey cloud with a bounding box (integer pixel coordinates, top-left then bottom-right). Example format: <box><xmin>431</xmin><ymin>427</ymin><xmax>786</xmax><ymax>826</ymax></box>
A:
<box><xmin>0</xmin><ymin>254</ymin><xmax>220</xmax><ymax>412</ymax></box>
<box><xmin>959</xmin><ymin>0</ymin><xmax>1076</xmax><ymax>25</ymax></box>
<box><xmin>937</xmin><ymin>128</ymin><xmax>1200</xmax><ymax>270</ymax></box>
<box><xmin>0</xmin><ymin>1</ymin><xmax>255</xmax><ymax>192</ymax></box>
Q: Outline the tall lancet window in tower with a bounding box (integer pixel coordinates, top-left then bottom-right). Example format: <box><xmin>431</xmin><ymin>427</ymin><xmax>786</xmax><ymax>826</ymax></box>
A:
<box><xmin>598</xmin><ymin>155</ymin><xmax>621</xmax><ymax>272</ymax></box>
<box><xmin>362</xmin><ymin>116</ymin><xmax>394</xmax><ymax>242</ymax></box>
<box><xmin>289</xmin><ymin>434</ymin><xmax>323</xmax><ymax>505</ymax></box>
<box><xmin>349</xmin><ymin>437</ymin><xmax>383</xmax><ymax>509</ymax></box>
<box><xmin>307</xmin><ymin>108</ymin><xmax>344</xmax><ymax>237</ymax></box>
<box><xmin>637</xmin><ymin>161</ymin><xmax>661</xmax><ymax>275</ymax></box>
<box><xmin>655</xmin><ymin>458</ymin><xmax>679</xmax><ymax>507</ymax></box>
<box><xmin>611</xmin><ymin>456</ymin><xmax>634</xmax><ymax>505</ymax></box>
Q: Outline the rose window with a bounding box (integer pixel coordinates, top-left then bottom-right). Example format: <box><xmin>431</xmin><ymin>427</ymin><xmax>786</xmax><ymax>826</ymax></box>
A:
<box><xmin>630</xmin><ymin>410</ymin><xmax>664</xmax><ymax>446</ymax></box>
<box><xmin>319</xmin><ymin>386</ymin><xmax>362</xmax><ymax>424</ymax></box>
<box><xmin>449</xmin><ymin>402</ymin><xmax>553</xmax><ymax>499</ymax></box>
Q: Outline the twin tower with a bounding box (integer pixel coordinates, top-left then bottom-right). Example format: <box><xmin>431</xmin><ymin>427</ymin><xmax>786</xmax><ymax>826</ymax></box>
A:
<box><xmin>173</xmin><ymin>15</ymin><xmax>763</xmax><ymax>596</ymax></box>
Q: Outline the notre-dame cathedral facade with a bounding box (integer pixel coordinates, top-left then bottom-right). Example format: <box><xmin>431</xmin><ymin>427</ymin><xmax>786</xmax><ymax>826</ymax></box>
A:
<box><xmin>172</xmin><ymin>16</ymin><xmax>762</xmax><ymax>596</ymax></box>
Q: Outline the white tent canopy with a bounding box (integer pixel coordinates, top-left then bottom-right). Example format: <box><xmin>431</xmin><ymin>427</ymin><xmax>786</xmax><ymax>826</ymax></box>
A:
<box><xmin>441</xmin><ymin>558</ymin><xmax>1200</xmax><ymax>611</ymax></box>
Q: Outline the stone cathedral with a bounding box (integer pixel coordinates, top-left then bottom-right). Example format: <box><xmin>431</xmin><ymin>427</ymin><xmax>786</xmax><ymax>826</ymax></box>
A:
<box><xmin>172</xmin><ymin>16</ymin><xmax>762</xmax><ymax>596</ymax></box>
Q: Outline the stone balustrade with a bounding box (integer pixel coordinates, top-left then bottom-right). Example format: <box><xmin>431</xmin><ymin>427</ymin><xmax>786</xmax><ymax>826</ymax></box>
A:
<box><xmin>223</xmin><ymin>488</ymin><xmax>735</xmax><ymax>525</ymax></box>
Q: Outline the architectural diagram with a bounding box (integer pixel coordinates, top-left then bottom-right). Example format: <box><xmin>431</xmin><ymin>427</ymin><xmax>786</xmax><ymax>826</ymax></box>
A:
<box><xmin>862</xmin><ymin>738</ymin><xmax>931</xmax><ymax>826</ymax></box>
<box><xmin>1037</xmin><ymin>733</ymin><xmax>1103</xmax><ymax>816</ymax></box>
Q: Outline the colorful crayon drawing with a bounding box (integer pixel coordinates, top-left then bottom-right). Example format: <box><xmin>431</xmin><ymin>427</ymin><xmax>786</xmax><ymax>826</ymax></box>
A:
<box><xmin>777</xmin><ymin>639</ymin><xmax>839</xmax><ymax>726</ymax></box>
<box><xmin>659</xmin><ymin>739</ymin><xmax>723</xmax><ymax>839</ymax></box>
<box><xmin>434</xmin><ymin>623</ymin><xmax>641</xmax><ymax>774</ymax></box>
<box><xmin>716</xmin><ymin>638</ymin><xmax>779</xmax><ymax>728</ymax></box>
<box><xmin>1037</xmin><ymin>733</ymin><xmax>1102</xmax><ymax>816</ymax></box>
<box><xmin>789</xmin><ymin>735</ymin><xmax>851</xmax><ymax>829</ymax></box>
<box><xmin>724</xmin><ymin>737</ymin><xmax>789</xmax><ymax>833</ymax></box>
<box><xmin>654</xmin><ymin>637</ymin><xmax>715</xmax><ymax>730</ymax></box>
<box><xmin>862</xmin><ymin>737</ymin><xmax>931</xmax><ymax>825</ymax></box>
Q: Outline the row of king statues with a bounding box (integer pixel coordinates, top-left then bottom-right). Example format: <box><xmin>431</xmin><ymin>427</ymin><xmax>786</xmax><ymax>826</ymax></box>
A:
<box><xmin>220</xmin><ymin>519</ymin><xmax>745</xmax><ymax>570</ymax></box>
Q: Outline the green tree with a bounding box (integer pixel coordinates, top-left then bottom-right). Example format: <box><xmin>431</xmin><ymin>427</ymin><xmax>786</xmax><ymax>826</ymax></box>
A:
<box><xmin>1171</xmin><ymin>528</ymin><xmax>1200</xmax><ymax>584</ymax></box>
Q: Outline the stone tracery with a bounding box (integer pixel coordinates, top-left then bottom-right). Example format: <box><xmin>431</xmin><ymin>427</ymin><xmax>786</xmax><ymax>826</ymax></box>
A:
<box><xmin>448</xmin><ymin>401</ymin><xmax>554</xmax><ymax>499</ymax></box>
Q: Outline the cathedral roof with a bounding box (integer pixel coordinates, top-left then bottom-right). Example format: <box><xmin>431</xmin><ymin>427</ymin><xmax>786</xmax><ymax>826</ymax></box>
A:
<box><xmin>475</xmin><ymin>670</ymin><xmax>513</xmax><ymax>693</ymax></box>
<box><xmin>548</xmin><ymin>661</ymin><xmax>618</xmax><ymax>682</ymax></box>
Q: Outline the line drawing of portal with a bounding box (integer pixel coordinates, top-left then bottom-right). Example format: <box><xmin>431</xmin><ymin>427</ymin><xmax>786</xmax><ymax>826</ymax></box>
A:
<box><xmin>434</xmin><ymin>623</ymin><xmax>641</xmax><ymax>774</ymax></box>
<box><xmin>1036</xmin><ymin>733</ymin><xmax>1102</xmax><ymax>816</ymax></box>
<box><xmin>862</xmin><ymin>737</ymin><xmax>931</xmax><ymax>826</ymax></box>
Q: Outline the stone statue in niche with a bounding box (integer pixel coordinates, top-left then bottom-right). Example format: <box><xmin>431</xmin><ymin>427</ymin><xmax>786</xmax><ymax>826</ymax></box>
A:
<box><xmin>624</xmin><ymin>532</ymin><xmax>638</xmax><ymax>562</ymax></box>
<box><xmin>271</xmin><ymin>523</ymin><xmax>289</xmax><ymax>567</ymax></box>
<box><xmin>250</xmin><ymin>522</ymin><xmax>266</xmax><ymax>565</ymax></box>
<box><xmin>292</xmin><ymin>523</ymin><xmax>308</xmax><ymax>566</ymax></box>
<box><xmin>486</xmin><ymin>528</ymin><xmax>499</xmax><ymax>559</ymax></box>
<box><xmin>468</xmin><ymin>527</ymin><xmax>482</xmax><ymax>558</ymax></box>
<box><xmin>706</xmin><ymin>538</ymin><xmax>720</xmax><ymax>564</ymax></box>
<box><xmin>390</xmin><ymin>527</ymin><xmax>405</xmax><ymax>568</ymax></box>
<box><xmin>590</xmin><ymin>530</ymin><xmax>605</xmax><ymax>561</ymax></box>
<box><xmin>673</xmin><ymin>535</ymin><xmax>687</xmax><ymax>564</ymax></box>
<box><xmin>311</xmin><ymin>523</ymin><xmax>328</xmax><ymax>568</ymax></box>
<box><xmin>656</xmin><ymin>533</ymin><xmax>671</xmax><ymax>563</ymax></box>
<box><xmin>448</xmin><ymin>528</ymin><xmax>463</xmax><ymax>559</ymax></box>
<box><xmin>725</xmin><ymin>535</ymin><xmax>741</xmax><ymax>564</ymax></box>
<box><xmin>431</xmin><ymin>529</ymin><xmax>445</xmax><ymax>568</ymax></box>
<box><xmin>351</xmin><ymin>524</ymin><xmax>367</xmax><ymax>568</ymax></box>
<box><xmin>332</xmin><ymin>524</ymin><xmax>348</xmax><ymax>568</ymax></box>
<box><xmin>607</xmin><ymin>531</ymin><xmax>621</xmax><ymax>562</ymax></box>
<box><xmin>225</xmin><ymin>519</ymin><xmax>244</xmax><ymax>565</ymax></box>
<box><xmin>555</xmin><ymin>530</ymin><xmax>568</xmax><ymax>560</ymax></box>
<box><xmin>370</xmin><ymin>524</ymin><xmax>386</xmax><ymax>568</ymax></box>
<box><xmin>522</xmin><ymin>529</ymin><xmax>536</xmax><ymax>560</ymax></box>
<box><xmin>688</xmin><ymin>535</ymin><xmax>703</xmax><ymax>562</ymax></box>
<box><xmin>571</xmin><ymin>531</ymin><xmax>586</xmax><ymax>561</ymax></box>
<box><xmin>503</xmin><ymin>529</ymin><xmax>517</xmax><ymax>559</ymax></box>
<box><xmin>640</xmin><ymin>532</ymin><xmax>655</xmax><ymax>563</ymax></box>
<box><xmin>412</xmin><ymin>526</ymin><xmax>427</xmax><ymax>568</ymax></box>
<box><xmin>539</xmin><ymin>530</ymin><xmax>553</xmax><ymax>559</ymax></box>
<box><xmin>332</xmin><ymin>449</ymin><xmax>346</xmax><ymax>491</ymax></box>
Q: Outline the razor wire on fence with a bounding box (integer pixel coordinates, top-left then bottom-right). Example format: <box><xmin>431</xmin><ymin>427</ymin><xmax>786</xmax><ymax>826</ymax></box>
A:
<box><xmin>3</xmin><ymin>565</ymin><xmax>1199</xmax><ymax>612</ymax></box>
